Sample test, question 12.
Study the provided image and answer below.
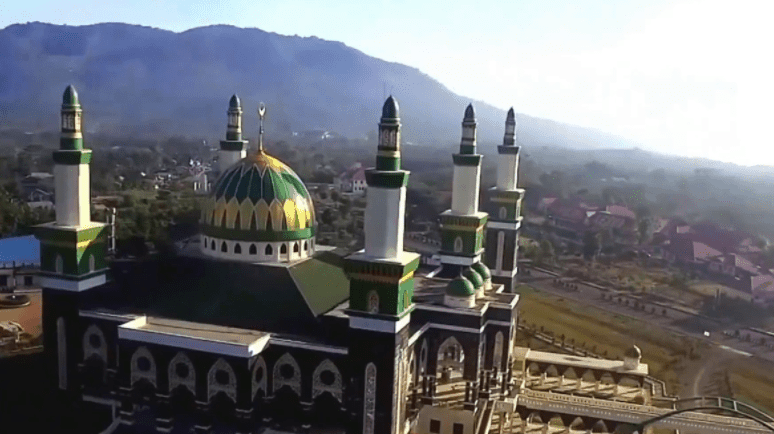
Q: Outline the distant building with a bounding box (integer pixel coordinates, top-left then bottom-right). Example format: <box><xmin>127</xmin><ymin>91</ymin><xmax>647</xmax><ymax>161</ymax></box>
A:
<box><xmin>334</xmin><ymin>162</ymin><xmax>367</xmax><ymax>195</ymax></box>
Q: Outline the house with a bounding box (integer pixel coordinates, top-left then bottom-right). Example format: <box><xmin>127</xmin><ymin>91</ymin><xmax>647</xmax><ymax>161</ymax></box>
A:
<box><xmin>334</xmin><ymin>162</ymin><xmax>367</xmax><ymax>195</ymax></box>
<box><xmin>651</xmin><ymin>217</ymin><xmax>689</xmax><ymax>245</ymax></box>
<box><xmin>752</xmin><ymin>275</ymin><xmax>774</xmax><ymax>306</ymax></box>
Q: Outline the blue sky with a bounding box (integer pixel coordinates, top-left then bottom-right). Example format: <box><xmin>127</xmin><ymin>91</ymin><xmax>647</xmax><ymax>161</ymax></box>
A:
<box><xmin>1</xmin><ymin>0</ymin><xmax>771</xmax><ymax>166</ymax></box>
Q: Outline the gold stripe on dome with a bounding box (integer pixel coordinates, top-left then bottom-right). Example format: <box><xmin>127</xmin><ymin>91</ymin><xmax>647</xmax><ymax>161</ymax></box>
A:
<box><xmin>225</xmin><ymin>198</ymin><xmax>240</xmax><ymax>229</ymax></box>
<box><xmin>283</xmin><ymin>199</ymin><xmax>297</xmax><ymax>230</ymax></box>
<box><xmin>294</xmin><ymin>199</ymin><xmax>306</xmax><ymax>230</ymax></box>
<box><xmin>255</xmin><ymin>200</ymin><xmax>270</xmax><ymax>230</ymax></box>
<box><xmin>269</xmin><ymin>200</ymin><xmax>285</xmax><ymax>230</ymax></box>
<box><xmin>239</xmin><ymin>199</ymin><xmax>255</xmax><ymax>230</ymax></box>
<box><xmin>213</xmin><ymin>198</ymin><xmax>227</xmax><ymax>228</ymax></box>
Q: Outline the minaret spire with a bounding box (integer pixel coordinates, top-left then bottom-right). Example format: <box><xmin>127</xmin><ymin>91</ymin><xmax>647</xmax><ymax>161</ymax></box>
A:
<box><xmin>218</xmin><ymin>95</ymin><xmax>248</xmax><ymax>172</ymax></box>
<box><xmin>483</xmin><ymin>107</ymin><xmax>525</xmax><ymax>293</ymax></box>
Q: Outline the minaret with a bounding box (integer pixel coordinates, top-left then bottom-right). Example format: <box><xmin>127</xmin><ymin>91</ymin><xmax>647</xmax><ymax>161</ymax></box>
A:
<box><xmin>436</xmin><ymin>104</ymin><xmax>489</xmax><ymax>279</ymax></box>
<box><xmin>35</xmin><ymin>85</ymin><xmax>109</xmax><ymax>395</ymax></box>
<box><xmin>344</xmin><ymin>96</ymin><xmax>420</xmax><ymax>434</ymax></box>
<box><xmin>483</xmin><ymin>108</ymin><xmax>525</xmax><ymax>293</ymax></box>
<box><xmin>218</xmin><ymin>94</ymin><xmax>247</xmax><ymax>172</ymax></box>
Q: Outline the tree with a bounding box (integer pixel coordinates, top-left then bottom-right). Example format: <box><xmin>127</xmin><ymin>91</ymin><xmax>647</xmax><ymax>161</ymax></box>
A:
<box><xmin>638</xmin><ymin>219</ymin><xmax>651</xmax><ymax>245</ymax></box>
<box><xmin>582</xmin><ymin>231</ymin><xmax>600</xmax><ymax>261</ymax></box>
<box><xmin>539</xmin><ymin>239</ymin><xmax>555</xmax><ymax>266</ymax></box>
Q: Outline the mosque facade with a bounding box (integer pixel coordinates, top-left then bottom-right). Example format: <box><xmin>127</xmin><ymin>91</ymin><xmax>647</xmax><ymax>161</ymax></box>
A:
<box><xmin>36</xmin><ymin>85</ymin><xmax>529</xmax><ymax>434</ymax></box>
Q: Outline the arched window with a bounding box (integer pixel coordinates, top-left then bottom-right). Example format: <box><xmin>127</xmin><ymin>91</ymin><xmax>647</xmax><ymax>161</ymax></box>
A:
<box><xmin>221</xmin><ymin>242</ymin><xmax>228</xmax><ymax>253</ymax></box>
<box><xmin>265</xmin><ymin>244</ymin><xmax>273</xmax><ymax>255</ymax></box>
<box><xmin>249</xmin><ymin>244</ymin><xmax>257</xmax><ymax>255</ymax></box>
<box><xmin>453</xmin><ymin>237</ymin><xmax>463</xmax><ymax>253</ymax></box>
<box><xmin>280</xmin><ymin>244</ymin><xmax>288</xmax><ymax>255</ymax></box>
<box><xmin>55</xmin><ymin>255</ymin><xmax>64</xmax><ymax>274</ymax></box>
<box><xmin>234</xmin><ymin>243</ymin><xmax>242</xmax><ymax>254</ymax></box>
<box><xmin>266</xmin><ymin>214</ymin><xmax>273</xmax><ymax>231</ymax></box>
<box><xmin>303</xmin><ymin>241</ymin><xmax>308</xmax><ymax>251</ymax></box>
<box><xmin>293</xmin><ymin>242</ymin><xmax>299</xmax><ymax>253</ymax></box>
<box><xmin>367</xmin><ymin>291</ymin><xmax>379</xmax><ymax>313</ymax></box>
<box><xmin>499</xmin><ymin>206</ymin><xmax>507</xmax><ymax>219</ymax></box>
<box><xmin>88</xmin><ymin>255</ymin><xmax>96</xmax><ymax>272</ymax></box>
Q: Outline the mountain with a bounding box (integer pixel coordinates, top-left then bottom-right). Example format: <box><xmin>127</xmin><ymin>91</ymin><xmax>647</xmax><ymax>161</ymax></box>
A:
<box><xmin>0</xmin><ymin>22</ymin><xmax>637</xmax><ymax>150</ymax></box>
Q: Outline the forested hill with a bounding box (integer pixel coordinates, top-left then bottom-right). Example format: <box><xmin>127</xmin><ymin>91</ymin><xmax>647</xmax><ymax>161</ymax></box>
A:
<box><xmin>0</xmin><ymin>22</ymin><xmax>636</xmax><ymax>150</ymax></box>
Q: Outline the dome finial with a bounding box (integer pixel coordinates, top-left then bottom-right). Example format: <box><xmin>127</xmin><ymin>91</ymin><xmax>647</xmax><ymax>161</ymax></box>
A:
<box><xmin>382</xmin><ymin>95</ymin><xmax>399</xmax><ymax>119</ymax></box>
<box><xmin>229</xmin><ymin>94</ymin><xmax>241</xmax><ymax>109</ymax></box>
<box><xmin>63</xmin><ymin>85</ymin><xmax>80</xmax><ymax>106</ymax></box>
<box><xmin>464</xmin><ymin>103</ymin><xmax>475</xmax><ymax>121</ymax></box>
<box><xmin>257</xmin><ymin>102</ymin><xmax>266</xmax><ymax>152</ymax></box>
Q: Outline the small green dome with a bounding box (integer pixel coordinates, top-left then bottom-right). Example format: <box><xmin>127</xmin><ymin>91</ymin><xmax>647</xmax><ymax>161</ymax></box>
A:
<box><xmin>63</xmin><ymin>85</ymin><xmax>80</xmax><ymax>106</ymax></box>
<box><xmin>471</xmin><ymin>262</ymin><xmax>491</xmax><ymax>280</ymax></box>
<box><xmin>229</xmin><ymin>94</ymin><xmax>241</xmax><ymax>109</ymax></box>
<box><xmin>382</xmin><ymin>95</ymin><xmax>399</xmax><ymax>119</ymax></box>
<box><xmin>462</xmin><ymin>267</ymin><xmax>483</xmax><ymax>289</ymax></box>
<box><xmin>446</xmin><ymin>275</ymin><xmax>476</xmax><ymax>297</ymax></box>
<box><xmin>464</xmin><ymin>103</ymin><xmax>475</xmax><ymax>121</ymax></box>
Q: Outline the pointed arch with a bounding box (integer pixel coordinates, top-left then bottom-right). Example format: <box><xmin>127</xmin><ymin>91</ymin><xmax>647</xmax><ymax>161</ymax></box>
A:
<box><xmin>57</xmin><ymin>317</ymin><xmax>67</xmax><ymax>390</ymax></box>
<box><xmin>221</xmin><ymin>241</ymin><xmax>228</xmax><ymax>253</ymax></box>
<box><xmin>367</xmin><ymin>290</ymin><xmax>379</xmax><ymax>313</ymax></box>
<box><xmin>234</xmin><ymin>243</ymin><xmax>242</xmax><ymax>254</ymax></box>
<box><xmin>293</xmin><ymin>242</ymin><xmax>299</xmax><ymax>253</ymax></box>
<box><xmin>55</xmin><ymin>254</ymin><xmax>64</xmax><ymax>274</ymax></box>
<box><xmin>419</xmin><ymin>339</ymin><xmax>428</xmax><ymax>375</ymax></box>
<box><xmin>211</xmin><ymin>240</ymin><xmax>216</xmax><ymax>250</ymax></box>
<box><xmin>496</xmin><ymin>231</ymin><xmax>505</xmax><ymax>271</ymax></box>
<box><xmin>249</xmin><ymin>244</ymin><xmax>257</xmax><ymax>255</ymax></box>
<box><xmin>131</xmin><ymin>346</ymin><xmax>157</xmax><ymax>388</ymax></box>
<box><xmin>499</xmin><ymin>206</ymin><xmax>507</xmax><ymax>220</ymax></box>
<box><xmin>280</xmin><ymin>243</ymin><xmax>288</xmax><ymax>255</ymax></box>
<box><xmin>88</xmin><ymin>254</ymin><xmax>96</xmax><ymax>272</ymax></box>
<box><xmin>168</xmin><ymin>352</ymin><xmax>196</xmax><ymax>396</ymax></box>
<box><xmin>265</xmin><ymin>244</ymin><xmax>273</xmax><ymax>255</ymax></box>
<box><xmin>208</xmin><ymin>358</ymin><xmax>237</xmax><ymax>402</ymax></box>
<box><xmin>82</xmin><ymin>323</ymin><xmax>107</xmax><ymax>364</ymax></box>
<box><xmin>312</xmin><ymin>359</ymin><xmax>343</xmax><ymax>402</ymax></box>
<box><xmin>251</xmin><ymin>356</ymin><xmax>268</xmax><ymax>400</ymax></box>
<box><xmin>272</xmin><ymin>353</ymin><xmax>301</xmax><ymax>396</ymax></box>
<box><xmin>363</xmin><ymin>362</ymin><xmax>377</xmax><ymax>434</ymax></box>
<box><xmin>453</xmin><ymin>236</ymin><xmax>463</xmax><ymax>253</ymax></box>
<box><xmin>493</xmin><ymin>331</ymin><xmax>504</xmax><ymax>371</ymax></box>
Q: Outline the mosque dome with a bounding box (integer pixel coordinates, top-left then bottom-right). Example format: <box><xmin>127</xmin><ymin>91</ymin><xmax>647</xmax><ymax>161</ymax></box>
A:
<box><xmin>471</xmin><ymin>261</ymin><xmax>492</xmax><ymax>291</ymax></box>
<box><xmin>200</xmin><ymin>150</ymin><xmax>316</xmax><ymax>262</ymax></box>
<box><xmin>382</xmin><ymin>95</ymin><xmax>399</xmax><ymax>119</ymax></box>
<box><xmin>462</xmin><ymin>266</ymin><xmax>483</xmax><ymax>290</ymax></box>
<box><xmin>446</xmin><ymin>275</ymin><xmax>476</xmax><ymax>298</ymax></box>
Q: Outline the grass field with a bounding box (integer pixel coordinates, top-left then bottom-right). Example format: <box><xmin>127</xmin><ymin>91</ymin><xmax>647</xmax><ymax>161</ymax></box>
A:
<box><xmin>515</xmin><ymin>283</ymin><xmax>774</xmax><ymax>415</ymax></box>
<box><xmin>515</xmin><ymin>284</ymin><xmax>689</xmax><ymax>395</ymax></box>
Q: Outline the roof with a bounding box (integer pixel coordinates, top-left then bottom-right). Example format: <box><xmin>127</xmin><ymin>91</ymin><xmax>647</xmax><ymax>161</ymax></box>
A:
<box><xmin>547</xmin><ymin>202</ymin><xmax>588</xmax><ymax>223</ymax></box>
<box><xmin>587</xmin><ymin>212</ymin><xmax>628</xmax><ymax>230</ymax></box>
<box><xmin>62</xmin><ymin>84</ymin><xmax>79</xmax><ymax>106</ymax></box>
<box><xmin>338</xmin><ymin>163</ymin><xmax>366</xmax><ymax>182</ymax></box>
<box><xmin>82</xmin><ymin>249</ymin><xmax>350</xmax><ymax>336</ymax></box>
<box><xmin>0</xmin><ymin>235</ymin><xmax>40</xmax><ymax>265</ymax></box>
<box><xmin>382</xmin><ymin>96</ymin><xmax>399</xmax><ymax>119</ymax></box>
<box><xmin>605</xmin><ymin>205</ymin><xmax>636</xmax><ymax>220</ymax></box>
<box><xmin>525</xmin><ymin>349</ymin><xmax>648</xmax><ymax>376</ymax></box>
<box><xmin>464</xmin><ymin>103</ymin><xmax>476</xmax><ymax>121</ymax></box>
<box><xmin>727</xmin><ymin>254</ymin><xmax>759</xmax><ymax>275</ymax></box>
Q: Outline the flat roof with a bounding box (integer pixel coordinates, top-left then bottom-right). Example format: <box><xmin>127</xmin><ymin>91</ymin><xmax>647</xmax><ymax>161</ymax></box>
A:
<box><xmin>525</xmin><ymin>349</ymin><xmax>649</xmax><ymax>376</ymax></box>
<box><xmin>118</xmin><ymin>316</ymin><xmax>270</xmax><ymax>358</ymax></box>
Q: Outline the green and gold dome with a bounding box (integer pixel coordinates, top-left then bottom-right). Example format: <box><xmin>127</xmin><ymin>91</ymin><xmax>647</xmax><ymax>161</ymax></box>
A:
<box><xmin>201</xmin><ymin>150</ymin><xmax>316</xmax><ymax>244</ymax></box>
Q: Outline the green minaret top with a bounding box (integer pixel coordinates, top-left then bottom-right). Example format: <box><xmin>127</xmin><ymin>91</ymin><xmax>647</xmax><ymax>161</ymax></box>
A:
<box><xmin>464</xmin><ymin>103</ymin><xmax>475</xmax><ymax>122</ymax></box>
<box><xmin>62</xmin><ymin>84</ymin><xmax>80</xmax><ymax>107</ymax></box>
<box><xmin>59</xmin><ymin>85</ymin><xmax>84</xmax><ymax>151</ymax></box>
<box><xmin>375</xmin><ymin>96</ymin><xmax>402</xmax><ymax>171</ymax></box>
<box><xmin>381</xmin><ymin>95</ymin><xmax>399</xmax><ymax>120</ymax></box>
<box><xmin>229</xmin><ymin>94</ymin><xmax>241</xmax><ymax>109</ymax></box>
<box><xmin>502</xmin><ymin>106</ymin><xmax>517</xmax><ymax>147</ymax></box>
<box><xmin>507</xmin><ymin>107</ymin><xmax>515</xmax><ymax>121</ymax></box>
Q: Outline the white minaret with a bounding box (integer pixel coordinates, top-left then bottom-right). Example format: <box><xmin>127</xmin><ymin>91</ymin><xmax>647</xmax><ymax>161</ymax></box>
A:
<box><xmin>451</xmin><ymin>104</ymin><xmax>482</xmax><ymax>215</ymax></box>
<box><xmin>218</xmin><ymin>94</ymin><xmax>248</xmax><ymax>173</ymax></box>
<box><xmin>496</xmin><ymin>108</ymin><xmax>519</xmax><ymax>190</ymax></box>
<box><xmin>54</xmin><ymin>85</ymin><xmax>91</xmax><ymax>227</ymax></box>
<box><xmin>363</xmin><ymin>96</ymin><xmax>407</xmax><ymax>259</ymax></box>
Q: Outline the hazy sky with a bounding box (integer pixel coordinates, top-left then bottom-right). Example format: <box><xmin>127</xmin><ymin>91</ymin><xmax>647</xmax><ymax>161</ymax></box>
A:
<box><xmin>2</xmin><ymin>0</ymin><xmax>771</xmax><ymax>166</ymax></box>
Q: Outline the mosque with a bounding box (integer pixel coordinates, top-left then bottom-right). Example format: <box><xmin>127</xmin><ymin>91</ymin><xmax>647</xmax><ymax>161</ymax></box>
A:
<box><xmin>38</xmin><ymin>86</ymin><xmax>718</xmax><ymax>434</ymax></box>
